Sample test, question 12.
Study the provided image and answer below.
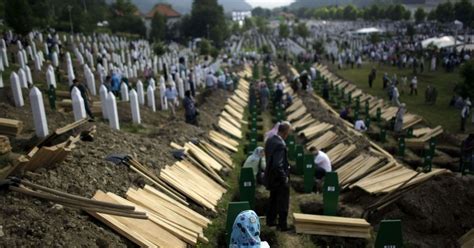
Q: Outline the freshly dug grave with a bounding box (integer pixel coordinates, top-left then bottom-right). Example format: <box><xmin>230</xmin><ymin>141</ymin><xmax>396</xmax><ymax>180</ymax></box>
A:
<box><xmin>0</xmin><ymin>88</ymin><xmax>232</xmax><ymax>247</ymax></box>
<box><xmin>367</xmin><ymin>174</ymin><xmax>474</xmax><ymax>248</ymax></box>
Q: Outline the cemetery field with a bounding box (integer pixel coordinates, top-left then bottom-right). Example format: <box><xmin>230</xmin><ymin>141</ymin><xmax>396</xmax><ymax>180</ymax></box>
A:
<box><xmin>328</xmin><ymin>62</ymin><xmax>471</xmax><ymax>134</ymax></box>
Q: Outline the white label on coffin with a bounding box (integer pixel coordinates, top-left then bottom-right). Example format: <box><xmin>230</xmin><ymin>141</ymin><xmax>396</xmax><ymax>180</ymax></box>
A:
<box><xmin>327</xmin><ymin>186</ymin><xmax>335</xmax><ymax>192</ymax></box>
<box><xmin>244</xmin><ymin>182</ymin><xmax>252</xmax><ymax>187</ymax></box>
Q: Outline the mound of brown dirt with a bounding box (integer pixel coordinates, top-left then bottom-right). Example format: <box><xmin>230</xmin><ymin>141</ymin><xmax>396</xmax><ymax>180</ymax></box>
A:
<box><xmin>369</xmin><ymin>174</ymin><xmax>474</xmax><ymax>248</ymax></box>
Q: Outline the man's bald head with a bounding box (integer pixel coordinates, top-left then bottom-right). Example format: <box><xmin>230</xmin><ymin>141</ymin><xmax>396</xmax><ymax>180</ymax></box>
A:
<box><xmin>278</xmin><ymin>121</ymin><xmax>292</xmax><ymax>139</ymax></box>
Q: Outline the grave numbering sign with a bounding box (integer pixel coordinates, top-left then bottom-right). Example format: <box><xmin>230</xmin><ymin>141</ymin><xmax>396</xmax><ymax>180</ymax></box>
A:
<box><xmin>239</xmin><ymin>167</ymin><xmax>255</xmax><ymax>209</ymax></box>
<box><xmin>323</xmin><ymin>172</ymin><xmax>340</xmax><ymax>216</ymax></box>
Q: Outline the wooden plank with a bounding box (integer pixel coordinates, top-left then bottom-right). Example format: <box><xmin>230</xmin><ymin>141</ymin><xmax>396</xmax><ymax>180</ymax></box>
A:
<box><xmin>143</xmin><ymin>185</ymin><xmax>211</xmax><ymax>226</ymax></box>
<box><xmin>106</xmin><ymin>192</ymin><xmax>188</xmax><ymax>247</ymax></box>
<box><xmin>293</xmin><ymin>213</ymin><xmax>370</xmax><ymax>227</ymax></box>
<box><xmin>88</xmin><ymin>191</ymin><xmax>157</xmax><ymax>248</ymax></box>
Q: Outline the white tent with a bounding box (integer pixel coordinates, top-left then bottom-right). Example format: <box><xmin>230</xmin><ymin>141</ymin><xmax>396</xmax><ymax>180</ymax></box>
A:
<box><xmin>421</xmin><ymin>36</ymin><xmax>463</xmax><ymax>49</ymax></box>
<box><xmin>353</xmin><ymin>27</ymin><xmax>383</xmax><ymax>35</ymax></box>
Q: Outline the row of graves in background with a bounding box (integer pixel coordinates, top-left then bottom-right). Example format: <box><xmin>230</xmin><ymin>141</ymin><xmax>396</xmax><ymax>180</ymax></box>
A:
<box><xmin>311</xmin><ymin>63</ymin><xmax>465</xmax><ymax>173</ymax></box>
<box><xmin>1</xmin><ymin>30</ymin><xmax>225</xmax><ymax>137</ymax></box>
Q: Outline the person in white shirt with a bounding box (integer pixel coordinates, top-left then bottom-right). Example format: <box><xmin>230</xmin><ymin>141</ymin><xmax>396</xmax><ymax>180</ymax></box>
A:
<box><xmin>309</xmin><ymin>147</ymin><xmax>332</xmax><ymax>179</ymax></box>
<box><xmin>354</xmin><ymin>119</ymin><xmax>367</xmax><ymax>132</ymax></box>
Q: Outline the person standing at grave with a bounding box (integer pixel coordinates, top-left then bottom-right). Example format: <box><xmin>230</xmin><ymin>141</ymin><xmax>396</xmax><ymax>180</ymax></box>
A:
<box><xmin>394</xmin><ymin>103</ymin><xmax>406</xmax><ymax>133</ymax></box>
<box><xmin>410</xmin><ymin>76</ymin><xmax>418</xmax><ymax>96</ymax></box>
<box><xmin>274</xmin><ymin>80</ymin><xmax>284</xmax><ymax>107</ymax></box>
<box><xmin>183</xmin><ymin>90</ymin><xmax>198</xmax><ymax>125</ymax></box>
<box><xmin>243</xmin><ymin>147</ymin><xmax>266</xmax><ymax>184</ymax></box>
<box><xmin>461</xmin><ymin>134</ymin><xmax>474</xmax><ymax>172</ymax></box>
<box><xmin>461</xmin><ymin>98</ymin><xmax>471</xmax><ymax>132</ymax></box>
<box><xmin>392</xmin><ymin>84</ymin><xmax>400</xmax><ymax>106</ymax></box>
<box><xmin>368</xmin><ymin>71</ymin><xmax>374</xmax><ymax>88</ymax></box>
<box><xmin>264</xmin><ymin>122</ymin><xmax>292</xmax><ymax>231</ymax></box>
<box><xmin>164</xmin><ymin>84</ymin><xmax>178</xmax><ymax>117</ymax></box>
<box><xmin>309</xmin><ymin>147</ymin><xmax>332</xmax><ymax>180</ymax></box>
<box><xmin>70</xmin><ymin>79</ymin><xmax>94</xmax><ymax>120</ymax></box>
<box><xmin>260</xmin><ymin>83</ymin><xmax>270</xmax><ymax>112</ymax></box>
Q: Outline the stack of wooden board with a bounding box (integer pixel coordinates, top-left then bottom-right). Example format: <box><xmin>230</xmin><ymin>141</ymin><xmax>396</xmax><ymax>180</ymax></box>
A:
<box><xmin>89</xmin><ymin>190</ymin><xmax>187</xmax><ymax>248</ymax></box>
<box><xmin>159</xmin><ymin>160</ymin><xmax>227</xmax><ymax>212</ymax></box>
<box><xmin>287</xmin><ymin>105</ymin><xmax>307</xmax><ymax>122</ymax></box>
<box><xmin>402</xmin><ymin>114</ymin><xmax>423</xmax><ymax>130</ymax></box>
<box><xmin>126</xmin><ymin>186</ymin><xmax>211</xmax><ymax>245</ymax></box>
<box><xmin>406</xmin><ymin>126</ymin><xmax>443</xmax><ymax>147</ymax></box>
<box><xmin>292</xmin><ymin>114</ymin><xmax>316</xmax><ymax>130</ymax></box>
<box><xmin>299</xmin><ymin>122</ymin><xmax>333</xmax><ymax>140</ymax></box>
<box><xmin>350</xmin><ymin>167</ymin><xmax>450</xmax><ymax>194</ymax></box>
<box><xmin>200</xmin><ymin>141</ymin><xmax>234</xmax><ymax>169</ymax></box>
<box><xmin>0</xmin><ymin>135</ymin><xmax>11</xmax><ymax>154</ymax></box>
<box><xmin>18</xmin><ymin>134</ymin><xmax>81</xmax><ymax>172</ymax></box>
<box><xmin>306</xmin><ymin>131</ymin><xmax>338</xmax><ymax>150</ymax></box>
<box><xmin>336</xmin><ymin>154</ymin><xmax>382</xmax><ymax>187</ymax></box>
<box><xmin>293</xmin><ymin>213</ymin><xmax>371</xmax><ymax>239</ymax></box>
<box><xmin>209</xmin><ymin>130</ymin><xmax>239</xmax><ymax>152</ymax></box>
<box><xmin>0</xmin><ymin>118</ymin><xmax>23</xmax><ymax>136</ymax></box>
<box><xmin>218</xmin><ymin>118</ymin><xmax>242</xmax><ymax>139</ymax></box>
<box><xmin>326</xmin><ymin>143</ymin><xmax>356</xmax><ymax>166</ymax></box>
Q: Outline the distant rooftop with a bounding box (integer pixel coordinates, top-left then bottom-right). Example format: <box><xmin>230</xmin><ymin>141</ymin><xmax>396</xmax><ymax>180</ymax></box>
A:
<box><xmin>145</xmin><ymin>4</ymin><xmax>181</xmax><ymax>19</ymax></box>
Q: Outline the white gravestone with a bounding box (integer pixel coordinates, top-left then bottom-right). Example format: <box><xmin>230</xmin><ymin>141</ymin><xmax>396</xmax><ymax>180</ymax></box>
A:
<box><xmin>29</xmin><ymin>87</ymin><xmax>49</xmax><ymax>138</ymax></box>
<box><xmin>130</xmin><ymin>89</ymin><xmax>141</xmax><ymax>124</ymax></box>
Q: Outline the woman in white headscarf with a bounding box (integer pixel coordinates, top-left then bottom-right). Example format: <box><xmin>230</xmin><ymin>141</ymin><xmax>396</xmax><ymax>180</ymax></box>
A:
<box><xmin>243</xmin><ymin>147</ymin><xmax>266</xmax><ymax>183</ymax></box>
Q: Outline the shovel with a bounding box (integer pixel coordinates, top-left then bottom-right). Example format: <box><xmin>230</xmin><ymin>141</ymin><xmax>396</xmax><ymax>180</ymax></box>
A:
<box><xmin>105</xmin><ymin>154</ymin><xmax>188</xmax><ymax>206</ymax></box>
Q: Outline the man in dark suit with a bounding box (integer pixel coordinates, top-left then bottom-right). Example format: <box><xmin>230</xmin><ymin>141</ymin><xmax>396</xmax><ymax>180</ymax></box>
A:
<box><xmin>264</xmin><ymin>121</ymin><xmax>292</xmax><ymax>231</ymax></box>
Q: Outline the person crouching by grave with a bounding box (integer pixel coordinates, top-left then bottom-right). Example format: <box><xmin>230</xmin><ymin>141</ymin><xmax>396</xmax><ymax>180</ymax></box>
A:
<box><xmin>354</xmin><ymin>118</ymin><xmax>368</xmax><ymax>132</ymax></box>
<box><xmin>283</xmin><ymin>93</ymin><xmax>293</xmax><ymax>109</ymax></box>
<box><xmin>394</xmin><ymin>103</ymin><xmax>406</xmax><ymax>133</ymax></box>
<box><xmin>165</xmin><ymin>84</ymin><xmax>178</xmax><ymax>117</ymax></box>
<box><xmin>111</xmin><ymin>71</ymin><xmax>121</xmax><ymax>96</ymax></box>
<box><xmin>274</xmin><ymin>80</ymin><xmax>284</xmax><ymax>107</ymax></box>
<box><xmin>264</xmin><ymin>121</ymin><xmax>292</xmax><ymax>231</ymax></box>
<box><xmin>183</xmin><ymin>90</ymin><xmax>198</xmax><ymax>126</ymax></box>
<box><xmin>339</xmin><ymin>106</ymin><xmax>352</xmax><ymax>122</ymax></box>
<box><xmin>309</xmin><ymin>146</ymin><xmax>332</xmax><ymax>181</ymax></box>
<box><xmin>70</xmin><ymin>79</ymin><xmax>94</xmax><ymax>120</ymax></box>
<box><xmin>243</xmin><ymin>147</ymin><xmax>266</xmax><ymax>184</ymax></box>
<box><xmin>230</xmin><ymin>210</ymin><xmax>270</xmax><ymax>248</ymax></box>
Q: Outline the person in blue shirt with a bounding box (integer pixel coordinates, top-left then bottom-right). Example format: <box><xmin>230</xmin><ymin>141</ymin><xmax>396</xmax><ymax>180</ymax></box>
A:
<box><xmin>165</xmin><ymin>84</ymin><xmax>178</xmax><ymax>117</ymax></box>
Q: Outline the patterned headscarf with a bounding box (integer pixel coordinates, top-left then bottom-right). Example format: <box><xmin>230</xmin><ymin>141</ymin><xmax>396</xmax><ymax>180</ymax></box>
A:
<box><xmin>230</xmin><ymin>210</ymin><xmax>261</xmax><ymax>248</ymax></box>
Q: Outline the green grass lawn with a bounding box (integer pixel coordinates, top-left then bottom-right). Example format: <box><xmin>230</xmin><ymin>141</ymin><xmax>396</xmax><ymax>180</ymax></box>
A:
<box><xmin>328</xmin><ymin>62</ymin><xmax>473</xmax><ymax>134</ymax></box>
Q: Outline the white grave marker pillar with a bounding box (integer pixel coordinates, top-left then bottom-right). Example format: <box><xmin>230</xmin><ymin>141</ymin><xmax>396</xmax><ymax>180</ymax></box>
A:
<box><xmin>71</xmin><ymin>87</ymin><xmax>87</xmax><ymax>121</ymax></box>
<box><xmin>147</xmin><ymin>84</ymin><xmax>156</xmax><ymax>112</ymax></box>
<box><xmin>10</xmin><ymin>72</ymin><xmax>23</xmax><ymax>107</ymax></box>
<box><xmin>121</xmin><ymin>83</ymin><xmax>129</xmax><ymax>101</ymax></box>
<box><xmin>29</xmin><ymin>87</ymin><xmax>49</xmax><ymax>138</ymax></box>
<box><xmin>130</xmin><ymin>89</ymin><xmax>141</xmax><ymax>124</ymax></box>
<box><xmin>107</xmin><ymin>92</ymin><xmax>120</xmax><ymax>130</ymax></box>
<box><xmin>137</xmin><ymin>80</ymin><xmax>145</xmax><ymax>105</ymax></box>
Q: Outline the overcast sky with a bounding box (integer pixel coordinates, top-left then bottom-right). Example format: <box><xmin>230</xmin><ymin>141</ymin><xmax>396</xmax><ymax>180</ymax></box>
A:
<box><xmin>246</xmin><ymin>0</ymin><xmax>295</xmax><ymax>9</ymax></box>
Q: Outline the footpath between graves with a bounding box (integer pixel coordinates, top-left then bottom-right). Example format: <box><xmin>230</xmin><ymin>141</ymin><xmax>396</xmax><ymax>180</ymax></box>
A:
<box><xmin>281</xmin><ymin>61</ymin><xmax>474</xmax><ymax>247</ymax></box>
